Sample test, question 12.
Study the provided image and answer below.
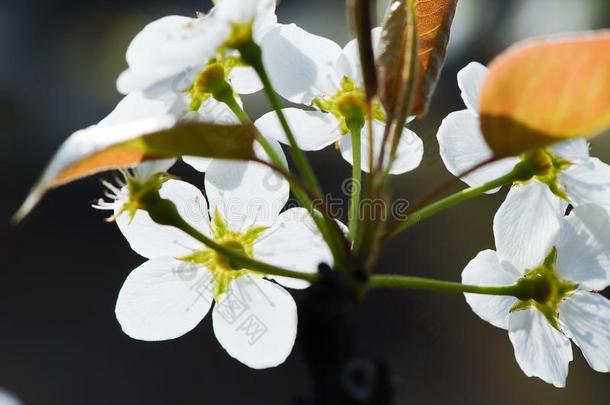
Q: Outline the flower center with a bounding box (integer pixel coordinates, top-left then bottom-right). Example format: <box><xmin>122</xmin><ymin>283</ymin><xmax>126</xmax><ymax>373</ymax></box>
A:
<box><xmin>516</xmin><ymin>149</ymin><xmax>573</xmax><ymax>201</ymax></box>
<box><xmin>188</xmin><ymin>55</ymin><xmax>243</xmax><ymax>111</ymax></box>
<box><xmin>181</xmin><ymin>209</ymin><xmax>268</xmax><ymax>299</ymax></box>
<box><xmin>512</xmin><ymin>247</ymin><xmax>578</xmax><ymax>330</ymax></box>
<box><xmin>313</xmin><ymin>76</ymin><xmax>386</xmax><ymax>134</ymax></box>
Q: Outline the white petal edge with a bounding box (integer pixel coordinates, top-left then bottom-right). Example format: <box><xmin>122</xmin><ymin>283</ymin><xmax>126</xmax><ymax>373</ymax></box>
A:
<box><xmin>115</xmin><ymin>257</ymin><xmax>214</xmax><ymax>341</ymax></box>
<box><xmin>462</xmin><ymin>250</ymin><xmax>521</xmax><ymax>330</ymax></box>
<box><xmin>437</xmin><ymin>110</ymin><xmax>518</xmax><ymax>191</ymax></box>
<box><xmin>261</xmin><ymin>23</ymin><xmax>343</xmax><ymax>104</ymax></box>
<box><xmin>556</xmin><ymin>204</ymin><xmax>610</xmax><ymax>291</ymax></box>
<box><xmin>340</xmin><ymin>121</ymin><xmax>423</xmax><ymax>174</ymax></box>
<box><xmin>116</xmin><ymin>179</ymin><xmax>210</xmax><ymax>259</ymax></box>
<box><xmin>508</xmin><ymin>308</ymin><xmax>573</xmax><ymax>388</ymax></box>
<box><xmin>336</xmin><ymin>27</ymin><xmax>383</xmax><ymax>86</ymax></box>
<box><xmin>457</xmin><ymin>61</ymin><xmax>488</xmax><ymax>114</ymax></box>
<box><xmin>255</xmin><ymin>109</ymin><xmax>341</xmax><ymax>151</ymax></box>
<box><xmin>494</xmin><ymin>182</ymin><xmax>565</xmax><ymax>271</ymax></box>
<box><xmin>212</xmin><ymin>276</ymin><xmax>297</xmax><ymax>369</ymax></box>
<box><xmin>205</xmin><ymin>157</ymin><xmax>289</xmax><ymax>231</ymax></box>
<box><xmin>561</xmin><ymin>158</ymin><xmax>610</xmax><ymax>207</ymax></box>
<box><xmin>559</xmin><ymin>291</ymin><xmax>610</xmax><ymax>372</ymax></box>
<box><xmin>254</xmin><ymin>208</ymin><xmax>333</xmax><ymax>289</ymax></box>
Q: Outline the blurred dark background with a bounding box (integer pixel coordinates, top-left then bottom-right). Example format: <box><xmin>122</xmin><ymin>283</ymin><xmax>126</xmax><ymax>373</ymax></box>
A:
<box><xmin>2</xmin><ymin>0</ymin><xmax>610</xmax><ymax>403</ymax></box>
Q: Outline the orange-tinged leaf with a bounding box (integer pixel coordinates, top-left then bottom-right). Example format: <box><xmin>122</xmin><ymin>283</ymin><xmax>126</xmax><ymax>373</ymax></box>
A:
<box><xmin>377</xmin><ymin>0</ymin><xmax>458</xmax><ymax>117</ymax></box>
<box><xmin>413</xmin><ymin>0</ymin><xmax>458</xmax><ymax>115</ymax></box>
<box><xmin>480</xmin><ymin>30</ymin><xmax>610</xmax><ymax>157</ymax></box>
<box><xmin>14</xmin><ymin>118</ymin><xmax>256</xmax><ymax>222</ymax></box>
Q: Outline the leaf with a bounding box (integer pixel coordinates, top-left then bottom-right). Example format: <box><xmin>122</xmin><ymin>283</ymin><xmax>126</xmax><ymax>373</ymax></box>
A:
<box><xmin>377</xmin><ymin>0</ymin><xmax>417</xmax><ymax>118</ymax></box>
<box><xmin>377</xmin><ymin>0</ymin><xmax>459</xmax><ymax>117</ymax></box>
<box><xmin>480</xmin><ymin>30</ymin><xmax>610</xmax><ymax>157</ymax></box>
<box><xmin>13</xmin><ymin>117</ymin><xmax>256</xmax><ymax>222</ymax></box>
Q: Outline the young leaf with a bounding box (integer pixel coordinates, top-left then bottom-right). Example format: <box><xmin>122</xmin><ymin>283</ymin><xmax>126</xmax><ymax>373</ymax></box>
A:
<box><xmin>480</xmin><ymin>30</ymin><xmax>610</xmax><ymax>157</ymax></box>
<box><xmin>13</xmin><ymin>117</ymin><xmax>256</xmax><ymax>222</ymax></box>
<box><xmin>377</xmin><ymin>0</ymin><xmax>459</xmax><ymax>117</ymax></box>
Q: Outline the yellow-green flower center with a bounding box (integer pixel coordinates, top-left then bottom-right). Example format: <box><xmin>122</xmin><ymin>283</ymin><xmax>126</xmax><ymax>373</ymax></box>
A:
<box><xmin>181</xmin><ymin>209</ymin><xmax>268</xmax><ymax>300</ymax></box>
<box><xmin>516</xmin><ymin>149</ymin><xmax>573</xmax><ymax>201</ymax></box>
<box><xmin>313</xmin><ymin>76</ymin><xmax>386</xmax><ymax>134</ymax></box>
<box><xmin>512</xmin><ymin>247</ymin><xmax>578</xmax><ymax>330</ymax></box>
<box><xmin>188</xmin><ymin>55</ymin><xmax>243</xmax><ymax>111</ymax></box>
<box><xmin>119</xmin><ymin>171</ymin><xmax>170</xmax><ymax>222</ymax></box>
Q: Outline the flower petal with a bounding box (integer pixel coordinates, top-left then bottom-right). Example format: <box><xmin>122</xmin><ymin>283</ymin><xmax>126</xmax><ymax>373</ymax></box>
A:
<box><xmin>116</xmin><ymin>179</ymin><xmax>210</xmax><ymax>259</ymax></box>
<box><xmin>556</xmin><ymin>205</ymin><xmax>610</xmax><ymax>290</ymax></box>
<box><xmin>117</xmin><ymin>15</ymin><xmax>221</xmax><ymax>94</ymax></box>
<box><xmin>437</xmin><ymin>110</ymin><xmax>518</xmax><ymax>191</ymax></box>
<box><xmin>99</xmin><ymin>92</ymin><xmax>186</xmax><ymax>127</ymax></box>
<box><xmin>340</xmin><ymin>121</ymin><xmax>423</xmax><ymax>174</ymax></box>
<box><xmin>182</xmin><ymin>99</ymin><xmax>241</xmax><ymax>173</ymax></box>
<box><xmin>115</xmin><ymin>257</ymin><xmax>214</xmax><ymax>341</ymax></box>
<box><xmin>508</xmin><ymin>308</ymin><xmax>573</xmax><ymax>388</ymax></box>
<box><xmin>550</xmin><ymin>139</ymin><xmax>590</xmax><ymax>163</ymax></box>
<box><xmin>205</xmin><ymin>150</ymin><xmax>289</xmax><ymax>231</ymax></box>
<box><xmin>494</xmin><ymin>182</ymin><xmax>565</xmax><ymax>271</ymax></box>
<box><xmin>559</xmin><ymin>291</ymin><xmax>610</xmax><ymax>372</ymax></box>
<box><xmin>261</xmin><ymin>24</ymin><xmax>343</xmax><ymax>104</ymax></box>
<box><xmin>212</xmin><ymin>276</ymin><xmax>297</xmax><ymax>369</ymax></box>
<box><xmin>132</xmin><ymin>159</ymin><xmax>176</xmax><ymax>180</ymax></box>
<box><xmin>457</xmin><ymin>62</ymin><xmax>488</xmax><ymax>114</ymax></box>
<box><xmin>229</xmin><ymin>66</ymin><xmax>264</xmax><ymax>94</ymax></box>
<box><xmin>255</xmin><ymin>109</ymin><xmax>341</xmax><ymax>151</ymax></box>
<box><xmin>336</xmin><ymin>27</ymin><xmax>383</xmax><ymax>86</ymax></box>
<box><xmin>254</xmin><ymin>208</ymin><xmax>333</xmax><ymax>289</ymax></box>
<box><xmin>462</xmin><ymin>250</ymin><xmax>521</xmax><ymax>330</ymax></box>
<box><xmin>561</xmin><ymin>158</ymin><xmax>610</xmax><ymax>207</ymax></box>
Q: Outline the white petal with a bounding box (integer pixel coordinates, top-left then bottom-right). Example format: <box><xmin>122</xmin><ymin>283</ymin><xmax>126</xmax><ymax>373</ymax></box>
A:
<box><xmin>0</xmin><ymin>389</ymin><xmax>20</xmax><ymax>405</ymax></box>
<box><xmin>560</xmin><ymin>291</ymin><xmax>610</xmax><ymax>372</ymax></box>
<box><xmin>182</xmin><ymin>98</ymin><xmax>242</xmax><ymax>173</ymax></box>
<box><xmin>229</xmin><ymin>66</ymin><xmax>264</xmax><ymax>94</ymax></box>
<box><xmin>494</xmin><ymin>182</ymin><xmax>565</xmax><ymax>271</ymax></box>
<box><xmin>340</xmin><ymin>121</ymin><xmax>423</xmax><ymax>174</ymax></box>
<box><xmin>182</xmin><ymin>156</ymin><xmax>213</xmax><ymax>173</ymax></box>
<box><xmin>212</xmin><ymin>276</ymin><xmax>297</xmax><ymax>369</ymax></box>
<box><xmin>116</xmin><ymin>257</ymin><xmax>214</xmax><ymax>341</ymax></box>
<box><xmin>556</xmin><ymin>205</ymin><xmax>610</xmax><ymax>290</ymax></box>
<box><xmin>99</xmin><ymin>92</ymin><xmax>186</xmax><ymax>127</ymax></box>
<box><xmin>254</xmin><ymin>208</ymin><xmax>333</xmax><ymax>289</ymax></box>
<box><xmin>437</xmin><ymin>110</ymin><xmax>518</xmax><ymax>191</ymax></box>
<box><xmin>261</xmin><ymin>24</ymin><xmax>343</xmax><ymax>104</ymax></box>
<box><xmin>116</xmin><ymin>179</ymin><xmax>210</xmax><ymax>259</ymax></box>
<box><xmin>508</xmin><ymin>308</ymin><xmax>573</xmax><ymax>388</ymax></box>
<box><xmin>196</xmin><ymin>97</ymin><xmax>240</xmax><ymax>125</ymax></box>
<box><xmin>386</xmin><ymin>126</ymin><xmax>424</xmax><ymax>175</ymax></box>
<box><xmin>133</xmin><ymin>159</ymin><xmax>176</xmax><ymax>180</ymax></box>
<box><xmin>336</xmin><ymin>27</ymin><xmax>383</xmax><ymax>85</ymax></box>
<box><xmin>550</xmin><ymin>139</ymin><xmax>590</xmax><ymax>163</ymax></box>
<box><xmin>255</xmin><ymin>109</ymin><xmax>341</xmax><ymax>151</ymax></box>
<box><xmin>462</xmin><ymin>250</ymin><xmax>521</xmax><ymax>330</ymax></box>
<box><xmin>457</xmin><ymin>62</ymin><xmax>488</xmax><ymax>114</ymax></box>
<box><xmin>205</xmin><ymin>157</ymin><xmax>289</xmax><ymax>231</ymax></box>
<box><xmin>118</xmin><ymin>15</ymin><xmax>222</xmax><ymax>94</ymax></box>
<box><xmin>561</xmin><ymin>158</ymin><xmax>610</xmax><ymax>207</ymax></box>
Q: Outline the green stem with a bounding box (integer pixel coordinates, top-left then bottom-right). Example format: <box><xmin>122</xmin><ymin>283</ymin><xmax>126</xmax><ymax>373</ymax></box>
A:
<box><xmin>368</xmin><ymin>274</ymin><xmax>523</xmax><ymax>296</ymax></box>
<box><xmin>238</xmin><ymin>41</ymin><xmax>322</xmax><ymax>196</ymax></box>
<box><xmin>348</xmin><ymin>125</ymin><xmax>362</xmax><ymax>241</ymax></box>
<box><xmin>147</xmin><ymin>197</ymin><xmax>318</xmax><ymax>283</ymax></box>
<box><xmin>386</xmin><ymin>166</ymin><xmax>526</xmax><ymax>239</ymax></box>
<box><xmin>221</xmin><ymin>91</ymin><xmax>351</xmax><ymax>270</ymax></box>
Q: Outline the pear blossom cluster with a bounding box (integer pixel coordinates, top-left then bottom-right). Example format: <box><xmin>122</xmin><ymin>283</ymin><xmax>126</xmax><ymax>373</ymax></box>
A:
<box><xmin>17</xmin><ymin>0</ymin><xmax>610</xmax><ymax>391</ymax></box>
<box><xmin>91</xmin><ymin>0</ymin><xmax>420</xmax><ymax>369</ymax></box>
<box><xmin>440</xmin><ymin>62</ymin><xmax>610</xmax><ymax>387</ymax></box>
